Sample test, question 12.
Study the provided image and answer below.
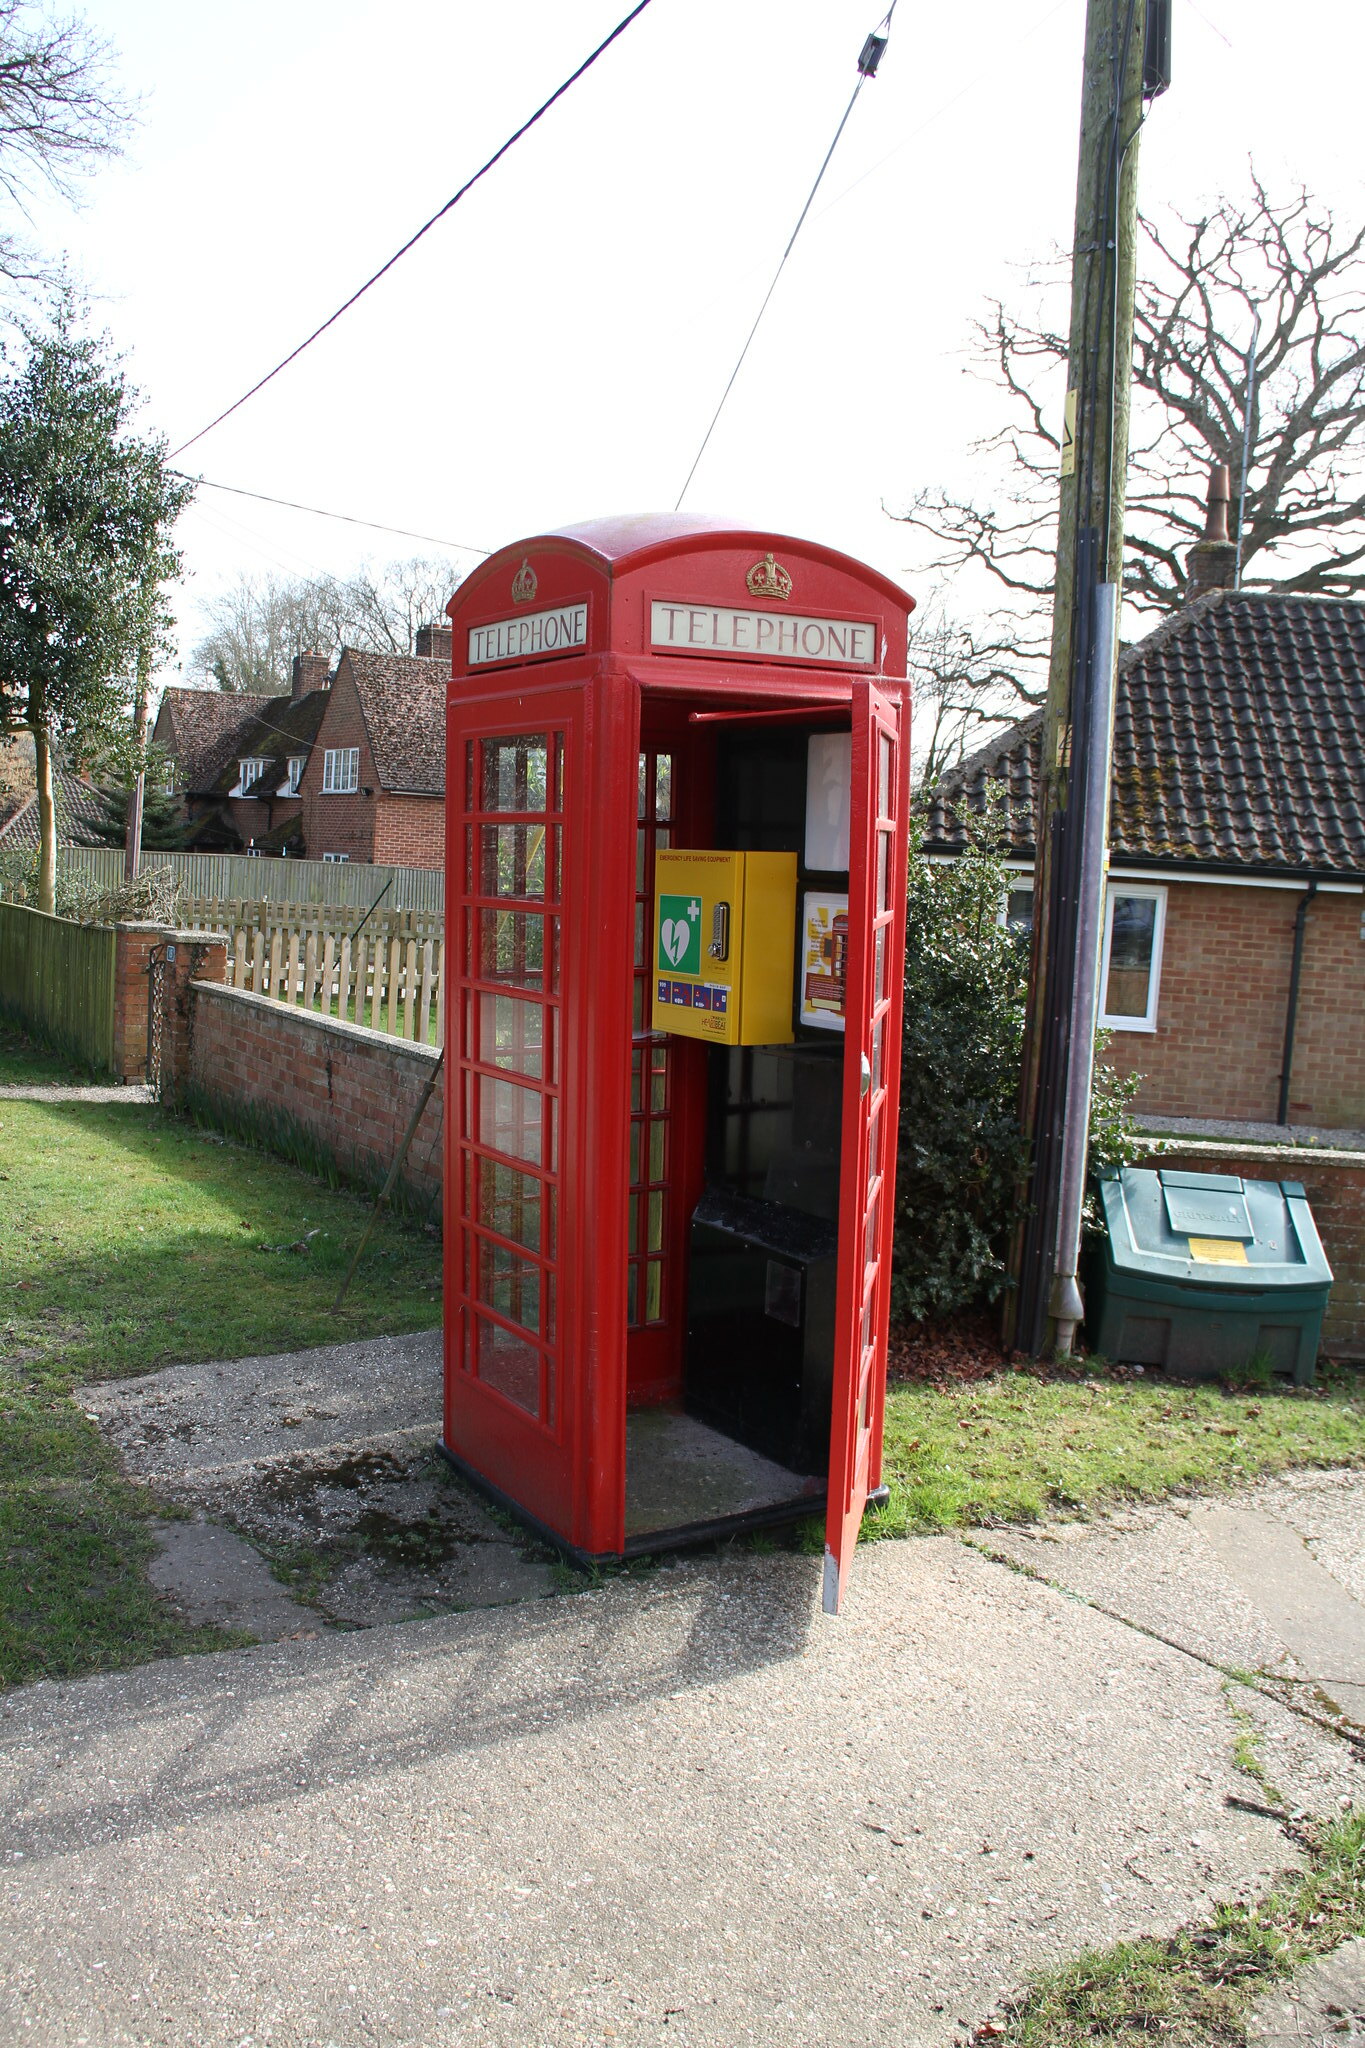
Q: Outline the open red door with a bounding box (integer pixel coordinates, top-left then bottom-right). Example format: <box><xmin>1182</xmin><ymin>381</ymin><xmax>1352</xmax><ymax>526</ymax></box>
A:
<box><xmin>824</xmin><ymin>679</ymin><xmax>910</xmax><ymax>1615</ymax></box>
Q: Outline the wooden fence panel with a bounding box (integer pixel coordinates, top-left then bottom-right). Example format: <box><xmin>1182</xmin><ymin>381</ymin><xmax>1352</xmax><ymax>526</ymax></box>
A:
<box><xmin>0</xmin><ymin>903</ymin><xmax>117</xmax><ymax>1072</ymax></box>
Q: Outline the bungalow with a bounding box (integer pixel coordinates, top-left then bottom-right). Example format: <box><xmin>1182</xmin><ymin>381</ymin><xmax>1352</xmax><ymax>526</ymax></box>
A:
<box><xmin>922</xmin><ymin>589</ymin><xmax>1365</xmax><ymax>1131</ymax></box>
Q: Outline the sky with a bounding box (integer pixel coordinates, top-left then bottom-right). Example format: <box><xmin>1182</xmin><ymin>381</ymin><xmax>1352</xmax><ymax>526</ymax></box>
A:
<box><xmin>13</xmin><ymin>0</ymin><xmax>1365</xmax><ymax>688</ymax></box>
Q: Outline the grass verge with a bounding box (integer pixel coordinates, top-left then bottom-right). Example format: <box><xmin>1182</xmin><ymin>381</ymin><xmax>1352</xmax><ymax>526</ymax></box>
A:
<box><xmin>0</xmin><ymin>1022</ymin><xmax>442</xmax><ymax>1689</ymax></box>
<box><xmin>990</xmin><ymin>1809</ymin><xmax>1364</xmax><ymax>2046</ymax></box>
<box><xmin>872</xmin><ymin>1363</ymin><xmax>1365</xmax><ymax>1536</ymax></box>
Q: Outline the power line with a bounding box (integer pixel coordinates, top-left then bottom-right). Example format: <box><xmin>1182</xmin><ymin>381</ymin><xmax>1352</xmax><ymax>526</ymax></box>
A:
<box><xmin>674</xmin><ymin>4</ymin><xmax>898</xmax><ymax>511</ymax></box>
<box><xmin>173</xmin><ymin>470</ymin><xmax>491</xmax><ymax>556</ymax></box>
<box><xmin>169</xmin><ymin>0</ymin><xmax>659</xmax><ymax>460</ymax></box>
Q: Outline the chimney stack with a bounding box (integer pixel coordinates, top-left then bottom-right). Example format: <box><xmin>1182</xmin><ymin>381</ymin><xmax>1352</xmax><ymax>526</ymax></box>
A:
<box><xmin>1185</xmin><ymin>465</ymin><xmax>1238</xmax><ymax>599</ymax></box>
<box><xmin>415</xmin><ymin>624</ymin><xmax>453</xmax><ymax>663</ymax></box>
<box><xmin>291</xmin><ymin>650</ymin><xmax>331</xmax><ymax>700</ymax></box>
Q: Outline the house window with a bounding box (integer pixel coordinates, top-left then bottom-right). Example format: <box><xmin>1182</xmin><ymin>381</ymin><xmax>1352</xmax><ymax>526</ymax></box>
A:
<box><xmin>322</xmin><ymin>851</ymin><xmax>350</xmax><ymax>863</ymax></box>
<box><xmin>238</xmin><ymin>757</ymin><xmax>267</xmax><ymax>792</ymax></box>
<box><xmin>1099</xmin><ymin>884</ymin><xmax>1167</xmax><ymax>1032</ymax></box>
<box><xmin>283</xmin><ymin>756</ymin><xmax>305</xmax><ymax>794</ymax></box>
<box><xmin>1003</xmin><ymin>879</ymin><xmax>1035</xmax><ymax>934</ymax></box>
<box><xmin>323</xmin><ymin>747</ymin><xmax>359</xmax><ymax>793</ymax></box>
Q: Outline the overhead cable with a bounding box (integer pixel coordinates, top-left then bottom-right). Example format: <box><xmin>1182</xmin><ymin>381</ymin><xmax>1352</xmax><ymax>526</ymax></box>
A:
<box><xmin>169</xmin><ymin>0</ymin><xmax>658</xmax><ymax>459</ymax></box>
<box><xmin>674</xmin><ymin>3</ymin><xmax>898</xmax><ymax>511</ymax></box>
<box><xmin>173</xmin><ymin>470</ymin><xmax>491</xmax><ymax>556</ymax></box>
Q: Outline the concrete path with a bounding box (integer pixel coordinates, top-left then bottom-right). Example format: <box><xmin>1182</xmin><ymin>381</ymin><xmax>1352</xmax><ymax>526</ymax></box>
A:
<box><xmin>1248</xmin><ymin>1936</ymin><xmax>1365</xmax><ymax>2045</ymax></box>
<box><xmin>1</xmin><ymin>1484</ymin><xmax>1363</xmax><ymax>2048</ymax></box>
<box><xmin>0</xmin><ymin>1083</ymin><xmax>154</xmax><ymax>1102</ymax></box>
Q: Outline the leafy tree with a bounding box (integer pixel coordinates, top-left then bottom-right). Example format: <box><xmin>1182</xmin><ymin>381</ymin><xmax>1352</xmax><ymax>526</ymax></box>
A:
<box><xmin>896</xmin><ymin>173</ymin><xmax>1365</xmax><ymax>693</ymax></box>
<box><xmin>0</xmin><ymin>299</ymin><xmax>191</xmax><ymax>912</ymax></box>
<box><xmin>0</xmin><ymin>1</ymin><xmax>131</xmax><ymax>298</ymax></box>
<box><xmin>189</xmin><ymin>556</ymin><xmax>463</xmax><ymax>692</ymax></box>
<box><xmin>894</xmin><ymin>807</ymin><xmax>1137</xmax><ymax>1325</ymax></box>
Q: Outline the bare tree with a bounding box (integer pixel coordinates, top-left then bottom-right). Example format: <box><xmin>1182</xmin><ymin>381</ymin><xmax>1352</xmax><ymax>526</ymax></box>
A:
<box><xmin>188</xmin><ymin>556</ymin><xmax>464</xmax><ymax>691</ymax></box>
<box><xmin>908</xmin><ymin>602</ymin><xmax>1033</xmax><ymax>791</ymax></box>
<box><xmin>0</xmin><ymin>3</ymin><xmax>132</xmax><ymax>293</ymax></box>
<box><xmin>895</xmin><ymin>173</ymin><xmax>1365</xmax><ymax>662</ymax></box>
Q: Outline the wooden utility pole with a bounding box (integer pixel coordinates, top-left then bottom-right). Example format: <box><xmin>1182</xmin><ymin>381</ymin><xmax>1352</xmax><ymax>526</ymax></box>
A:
<box><xmin>1008</xmin><ymin>0</ymin><xmax>1154</xmax><ymax>1358</ymax></box>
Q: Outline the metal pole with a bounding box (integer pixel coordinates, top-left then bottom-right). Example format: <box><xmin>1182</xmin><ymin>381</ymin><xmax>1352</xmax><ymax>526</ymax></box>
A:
<box><xmin>1049</xmin><ymin>582</ymin><xmax>1118</xmax><ymax>1355</ymax></box>
<box><xmin>1233</xmin><ymin>309</ymin><xmax>1261</xmax><ymax>592</ymax></box>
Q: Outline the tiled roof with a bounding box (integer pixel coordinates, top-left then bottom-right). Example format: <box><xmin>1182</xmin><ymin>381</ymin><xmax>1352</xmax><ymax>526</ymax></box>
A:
<box><xmin>154</xmin><ymin>688</ymin><xmax>281</xmax><ymax>794</ymax></box>
<box><xmin>921</xmin><ymin>592</ymin><xmax>1365</xmax><ymax>880</ymax></box>
<box><xmin>204</xmin><ymin>689</ymin><xmax>330</xmax><ymax>799</ymax></box>
<box><xmin>341</xmin><ymin>649</ymin><xmax>445</xmax><ymax>793</ymax></box>
<box><xmin>0</xmin><ymin>765</ymin><xmax>107</xmax><ymax>849</ymax></box>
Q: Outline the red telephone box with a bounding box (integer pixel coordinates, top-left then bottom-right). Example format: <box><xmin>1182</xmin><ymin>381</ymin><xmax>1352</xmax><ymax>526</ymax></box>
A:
<box><xmin>442</xmin><ymin>516</ymin><xmax>913</xmax><ymax>1612</ymax></box>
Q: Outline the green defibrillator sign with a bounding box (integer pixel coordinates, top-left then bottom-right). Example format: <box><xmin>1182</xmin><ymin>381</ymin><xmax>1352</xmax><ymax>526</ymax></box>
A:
<box><xmin>656</xmin><ymin>893</ymin><xmax>702</xmax><ymax>976</ymax></box>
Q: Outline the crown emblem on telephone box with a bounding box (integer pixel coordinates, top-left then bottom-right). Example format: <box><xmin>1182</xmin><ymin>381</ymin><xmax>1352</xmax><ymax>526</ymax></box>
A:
<box><xmin>511</xmin><ymin>558</ymin><xmax>538</xmax><ymax>605</ymax></box>
<box><xmin>746</xmin><ymin>552</ymin><xmax>793</xmax><ymax>601</ymax></box>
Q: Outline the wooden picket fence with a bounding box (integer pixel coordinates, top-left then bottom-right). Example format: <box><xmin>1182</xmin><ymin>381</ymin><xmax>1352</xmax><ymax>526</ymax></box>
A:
<box><xmin>189</xmin><ymin>900</ymin><xmax>445</xmax><ymax>1045</ymax></box>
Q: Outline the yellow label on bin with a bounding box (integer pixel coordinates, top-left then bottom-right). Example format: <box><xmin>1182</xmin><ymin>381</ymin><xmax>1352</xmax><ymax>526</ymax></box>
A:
<box><xmin>1188</xmin><ymin>1237</ymin><xmax>1248</xmax><ymax>1264</ymax></box>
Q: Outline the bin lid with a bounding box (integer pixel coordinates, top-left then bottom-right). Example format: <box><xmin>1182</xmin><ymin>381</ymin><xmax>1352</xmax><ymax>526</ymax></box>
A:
<box><xmin>1099</xmin><ymin>1167</ymin><xmax>1333</xmax><ymax>1289</ymax></box>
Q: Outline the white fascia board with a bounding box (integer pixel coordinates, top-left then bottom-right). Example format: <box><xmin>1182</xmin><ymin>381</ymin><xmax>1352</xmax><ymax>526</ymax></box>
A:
<box><xmin>927</xmin><ymin>850</ymin><xmax>1363</xmax><ymax>894</ymax></box>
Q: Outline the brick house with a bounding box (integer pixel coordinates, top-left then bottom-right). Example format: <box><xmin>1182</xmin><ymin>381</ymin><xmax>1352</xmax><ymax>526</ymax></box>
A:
<box><xmin>297</xmin><ymin>630</ymin><xmax>448</xmax><ymax>868</ymax></box>
<box><xmin>152</xmin><ymin>651</ymin><xmax>332</xmax><ymax>854</ymax></box>
<box><xmin>923</xmin><ymin>590</ymin><xmax>1365</xmax><ymax>1131</ymax></box>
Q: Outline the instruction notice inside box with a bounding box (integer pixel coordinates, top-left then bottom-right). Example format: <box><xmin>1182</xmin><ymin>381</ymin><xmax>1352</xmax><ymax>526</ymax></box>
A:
<box><xmin>800</xmin><ymin>891</ymin><xmax>848</xmax><ymax>1032</ymax></box>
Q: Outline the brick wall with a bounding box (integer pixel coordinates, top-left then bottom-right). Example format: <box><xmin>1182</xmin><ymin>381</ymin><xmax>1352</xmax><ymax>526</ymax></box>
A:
<box><xmin>111</xmin><ymin>923</ymin><xmax>161</xmax><ymax>1078</ymax></box>
<box><xmin>186</xmin><ymin>981</ymin><xmax>443</xmax><ymax>1212</ymax></box>
<box><xmin>299</xmin><ymin>666</ymin><xmax>379</xmax><ymax>863</ymax></box>
<box><xmin>1137</xmin><ymin>1139</ymin><xmax>1365</xmax><ymax>1359</ymax></box>
<box><xmin>1109</xmin><ymin>883</ymin><xmax>1365</xmax><ymax>1128</ymax></box>
<box><xmin>373</xmin><ymin>794</ymin><xmax>445</xmax><ymax>869</ymax></box>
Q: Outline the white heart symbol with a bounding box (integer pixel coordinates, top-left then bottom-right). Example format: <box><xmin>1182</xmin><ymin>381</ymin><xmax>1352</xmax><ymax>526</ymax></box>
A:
<box><xmin>661</xmin><ymin>919</ymin><xmax>688</xmax><ymax>966</ymax></box>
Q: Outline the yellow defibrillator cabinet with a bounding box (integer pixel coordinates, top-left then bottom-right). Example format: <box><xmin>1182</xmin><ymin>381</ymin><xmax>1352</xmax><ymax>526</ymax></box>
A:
<box><xmin>651</xmin><ymin>849</ymin><xmax>797</xmax><ymax>1046</ymax></box>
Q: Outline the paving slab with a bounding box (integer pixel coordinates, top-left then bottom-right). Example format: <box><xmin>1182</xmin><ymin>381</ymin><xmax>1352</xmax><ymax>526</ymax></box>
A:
<box><xmin>1248</xmin><ymin>1936</ymin><xmax>1365</xmax><ymax>2046</ymax></box>
<box><xmin>1194</xmin><ymin>1503</ymin><xmax>1365</xmax><ymax>1723</ymax></box>
<box><xmin>0</xmin><ymin>1534</ymin><xmax>1319</xmax><ymax>2048</ymax></box>
<box><xmin>147</xmin><ymin>1519</ymin><xmax>320</xmax><ymax>1642</ymax></box>
<box><xmin>79</xmin><ymin>1331</ymin><xmax>558</xmax><ymax>1629</ymax></box>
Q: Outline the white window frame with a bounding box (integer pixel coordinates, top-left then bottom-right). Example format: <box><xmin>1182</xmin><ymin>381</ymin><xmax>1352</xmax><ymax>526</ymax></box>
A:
<box><xmin>1099</xmin><ymin>882</ymin><xmax>1167</xmax><ymax>1033</ymax></box>
<box><xmin>322</xmin><ymin>746</ymin><xmax>359</xmax><ymax>793</ymax></box>
<box><xmin>322</xmin><ymin>850</ymin><xmax>350</xmax><ymax>863</ymax></box>
<box><xmin>999</xmin><ymin>876</ymin><xmax>1035</xmax><ymax>934</ymax></box>
<box><xmin>281</xmin><ymin>755</ymin><xmax>305</xmax><ymax>795</ymax></box>
<box><xmin>237</xmin><ymin>756</ymin><xmax>267</xmax><ymax>793</ymax></box>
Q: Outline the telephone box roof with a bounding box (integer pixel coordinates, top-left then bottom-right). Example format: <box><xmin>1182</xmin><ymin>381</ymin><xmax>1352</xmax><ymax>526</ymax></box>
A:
<box><xmin>463</xmin><ymin>513</ymin><xmax>914</xmax><ymax>612</ymax></box>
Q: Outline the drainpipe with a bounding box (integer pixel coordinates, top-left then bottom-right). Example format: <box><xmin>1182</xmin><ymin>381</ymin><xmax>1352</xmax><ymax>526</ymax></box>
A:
<box><xmin>1276</xmin><ymin>881</ymin><xmax>1317</xmax><ymax>1127</ymax></box>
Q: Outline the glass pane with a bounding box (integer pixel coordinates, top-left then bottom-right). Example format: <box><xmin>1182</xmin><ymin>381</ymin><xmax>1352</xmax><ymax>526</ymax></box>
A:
<box><xmin>464</xmin><ymin>740</ymin><xmax>475</xmax><ymax>810</ymax></box>
<box><xmin>636</xmin><ymin>826</ymin><xmax>647</xmax><ymax>895</ymax></box>
<box><xmin>479</xmin><ymin>824</ymin><xmax>546</xmax><ymax>899</ymax></box>
<box><xmin>480</xmin><ymin>993</ymin><xmax>543</xmax><ymax>1077</ymax></box>
<box><xmin>1105</xmin><ymin>895</ymin><xmax>1157</xmax><ymax>1020</ymax></box>
<box><xmin>655</xmin><ymin>753</ymin><xmax>673</xmax><ymax>822</ymax></box>
<box><xmin>626</xmin><ymin>1265</ymin><xmax>639</xmax><ymax>1326</ymax></box>
<box><xmin>634</xmin><ymin>900</ymin><xmax>646</xmax><ymax>968</ymax></box>
<box><xmin>864</xmin><ymin>1192</ymin><xmax>880</xmax><ymax>1272</ymax></box>
<box><xmin>630</xmin><ymin>1123</ymin><xmax>641</xmax><ymax>1183</ymax></box>
<box><xmin>645</xmin><ymin>1262</ymin><xmax>663</xmax><ymax>1323</ymax></box>
<box><xmin>637</xmin><ymin>752</ymin><xmax>648</xmax><ymax>821</ymax></box>
<box><xmin>631</xmin><ymin>1048</ymin><xmax>643</xmax><ymax>1113</ymax></box>
<box><xmin>647</xmin><ymin>1190</ymin><xmax>663</xmax><ymax>1252</ymax></box>
<box><xmin>553</xmin><ymin>732</ymin><xmax>565</xmax><ymax>813</ymax></box>
<box><xmin>657</xmin><ymin>826</ymin><xmax>671</xmax><ymax>852</ymax></box>
<box><xmin>478</xmin><ymin>1158</ymin><xmax>543</xmax><ymax>1253</ymax></box>
<box><xmin>479</xmin><ymin>908</ymin><xmax>544</xmax><ymax>988</ymax></box>
<box><xmin>879</xmin><ymin>732</ymin><xmax>893</xmax><ymax>819</ymax></box>
<box><xmin>877</xmin><ymin>831</ymin><xmax>890</xmax><ymax>914</ymax></box>
<box><xmin>873</xmin><ymin>925</ymin><xmax>886</xmax><ymax>1002</ymax></box>
<box><xmin>477</xmin><ymin>1238</ymin><xmax>541</xmax><ymax>1334</ymax></box>
<box><xmin>648</xmin><ymin>1120</ymin><xmax>665</xmax><ymax>1181</ymax></box>
<box><xmin>650</xmin><ymin>1066</ymin><xmax>666</xmax><ymax>1113</ymax></box>
<box><xmin>476</xmin><ymin>1315</ymin><xmax>541</xmax><ymax>1418</ymax></box>
<box><xmin>464</xmin><ymin>825</ymin><xmax>474</xmax><ymax>890</ymax></box>
<box><xmin>482</xmin><ymin>736</ymin><xmax>548</xmax><ymax>813</ymax></box>
<box><xmin>479</xmin><ymin>1075</ymin><xmax>542</xmax><ymax>1165</ymax></box>
<box><xmin>871</xmin><ymin>1016</ymin><xmax>884</xmax><ymax>1093</ymax></box>
<box><xmin>632</xmin><ymin>979</ymin><xmax>645</xmax><ymax>1031</ymax></box>
<box><xmin>628</xmin><ymin>1199</ymin><xmax>639</xmax><ymax>1255</ymax></box>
